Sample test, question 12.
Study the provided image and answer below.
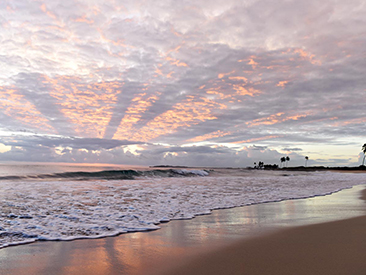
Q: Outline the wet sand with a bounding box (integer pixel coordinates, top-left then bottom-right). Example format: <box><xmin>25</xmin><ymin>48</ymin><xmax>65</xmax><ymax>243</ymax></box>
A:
<box><xmin>155</xmin><ymin>189</ymin><xmax>366</xmax><ymax>275</ymax></box>
<box><xmin>155</xmin><ymin>215</ymin><xmax>366</xmax><ymax>275</ymax></box>
<box><xmin>0</xmin><ymin>185</ymin><xmax>365</xmax><ymax>275</ymax></box>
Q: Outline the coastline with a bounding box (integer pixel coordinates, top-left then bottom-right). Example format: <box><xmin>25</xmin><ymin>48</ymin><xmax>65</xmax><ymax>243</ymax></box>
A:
<box><xmin>155</xmin><ymin>215</ymin><xmax>366</xmax><ymax>275</ymax></box>
<box><xmin>2</xmin><ymin>168</ymin><xmax>361</xmax><ymax>249</ymax></box>
<box><xmin>154</xmin><ymin>188</ymin><xmax>366</xmax><ymax>275</ymax></box>
<box><xmin>0</xmin><ymin>184</ymin><xmax>365</xmax><ymax>275</ymax></box>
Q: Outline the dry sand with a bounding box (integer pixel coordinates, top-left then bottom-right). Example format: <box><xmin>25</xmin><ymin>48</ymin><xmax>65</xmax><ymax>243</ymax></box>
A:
<box><xmin>154</xmin><ymin>189</ymin><xmax>366</xmax><ymax>275</ymax></box>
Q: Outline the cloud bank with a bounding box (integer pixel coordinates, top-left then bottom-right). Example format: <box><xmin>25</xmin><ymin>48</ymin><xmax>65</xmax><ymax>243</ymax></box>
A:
<box><xmin>0</xmin><ymin>0</ymin><xmax>365</xmax><ymax>167</ymax></box>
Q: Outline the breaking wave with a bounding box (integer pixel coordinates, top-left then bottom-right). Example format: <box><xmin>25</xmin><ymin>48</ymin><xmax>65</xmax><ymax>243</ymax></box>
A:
<box><xmin>0</xmin><ymin>169</ymin><xmax>210</xmax><ymax>181</ymax></box>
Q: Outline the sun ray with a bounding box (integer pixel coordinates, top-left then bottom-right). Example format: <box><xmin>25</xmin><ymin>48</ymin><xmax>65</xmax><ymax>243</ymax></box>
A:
<box><xmin>0</xmin><ymin>86</ymin><xmax>55</xmax><ymax>133</ymax></box>
<box><xmin>128</xmin><ymin>96</ymin><xmax>227</xmax><ymax>142</ymax></box>
<box><xmin>113</xmin><ymin>93</ymin><xmax>160</xmax><ymax>140</ymax></box>
<box><xmin>45</xmin><ymin>76</ymin><xmax>121</xmax><ymax>138</ymax></box>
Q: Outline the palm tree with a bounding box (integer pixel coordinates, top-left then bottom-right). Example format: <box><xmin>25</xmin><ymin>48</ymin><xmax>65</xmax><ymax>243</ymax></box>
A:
<box><xmin>280</xmin><ymin>157</ymin><xmax>286</xmax><ymax>168</ymax></box>
<box><xmin>362</xmin><ymin>144</ymin><xmax>366</xmax><ymax>166</ymax></box>
<box><xmin>286</xmin><ymin>156</ymin><xmax>290</xmax><ymax>167</ymax></box>
<box><xmin>305</xmin><ymin>156</ymin><xmax>309</xmax><ymax>167</ymax></box>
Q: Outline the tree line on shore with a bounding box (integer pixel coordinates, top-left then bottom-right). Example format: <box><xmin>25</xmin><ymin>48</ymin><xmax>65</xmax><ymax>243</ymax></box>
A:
<box><xmin>253</xmin><ymin>155</ymin><xmax>308</xmax><ymax>169</ymax></box>
<box><xmin>253</xmin><ymin>143</ymin><xmax>366</xmax><ymax>170</ymax></box>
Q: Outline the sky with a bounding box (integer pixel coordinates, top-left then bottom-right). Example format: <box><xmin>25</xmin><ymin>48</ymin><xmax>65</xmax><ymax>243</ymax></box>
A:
<box><xmin>0</xmin><ymin>0</ymin><xmax>365</xmax><ymax>168</ymax></box>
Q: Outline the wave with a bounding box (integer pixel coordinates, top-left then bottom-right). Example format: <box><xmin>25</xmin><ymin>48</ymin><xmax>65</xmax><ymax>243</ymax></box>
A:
<box><xmin>1</xmin><ymin>171</ymin><xmax>365</xmax><ymax>249</ymax></box>
<box><xmin>0</xmin><ymin>168</ymin><xmax>210</xmax><ymax>181</ymax></box>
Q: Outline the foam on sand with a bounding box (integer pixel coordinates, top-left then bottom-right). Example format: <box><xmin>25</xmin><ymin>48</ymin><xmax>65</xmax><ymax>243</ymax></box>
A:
<box><xmin>0</xmin><ymin>170</ymin><xmax>365</xmax><ymax>248</ymax></box>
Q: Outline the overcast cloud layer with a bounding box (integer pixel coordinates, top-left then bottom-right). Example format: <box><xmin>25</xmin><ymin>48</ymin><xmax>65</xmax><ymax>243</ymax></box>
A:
<box><xmin>0</xmin><ymin>0</ymin><xmax>365</xmax><ymax>167</ymax></box>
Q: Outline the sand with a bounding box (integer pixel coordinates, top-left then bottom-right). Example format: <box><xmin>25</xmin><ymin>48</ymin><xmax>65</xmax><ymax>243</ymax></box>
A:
<box><xmin>0</xmin><ymin>185</ymin><xmax>365</xmax><ymax>275</ymax></box>
<box><xmin>154</xmin><ymin>189</ymin><xmax>366</xmax><ymax>275</ymax></box>
<box><xmin>154</xmin><ymin>216</ymin><xmax>366</xmax><ymax>275</ymax></box>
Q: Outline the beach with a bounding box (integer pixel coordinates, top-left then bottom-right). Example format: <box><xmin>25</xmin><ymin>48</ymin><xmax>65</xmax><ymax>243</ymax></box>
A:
<box><xmin>155</xmin><ymin>188</ymin><xmax>366</xmax><ymax>275</ymax></box>
<box><xmin>0</xmin><ymin>182</ymin><xmax>365</xmax><ymax>275</ymax></box>
<box><xmin>155</xmin><ymin>216</ymin><xmax>366</xmax><ymax>275</ymax></box>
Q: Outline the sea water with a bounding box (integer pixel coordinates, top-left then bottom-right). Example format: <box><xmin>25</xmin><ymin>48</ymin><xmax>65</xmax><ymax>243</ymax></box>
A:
<box><xmin>0</xmin><ymin>163</ymin><xmax>365</xmax><ymax>249</ymax></box>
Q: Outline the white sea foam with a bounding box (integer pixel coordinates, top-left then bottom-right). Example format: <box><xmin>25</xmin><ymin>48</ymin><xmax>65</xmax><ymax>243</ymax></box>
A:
<box><xmin>172</xmin><ymin>169</ymin><xmax>209</xmax><ymax>176</ymax></box>
<box><xmin>0</xmin><ymin>170</ymin><xmax>365</xmax><ymax>248</ymax></box>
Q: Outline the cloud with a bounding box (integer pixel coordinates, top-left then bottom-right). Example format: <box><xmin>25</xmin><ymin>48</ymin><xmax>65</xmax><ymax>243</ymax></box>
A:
<box><xmin>250</xmin><ymin>145</ymin><xmax>268</xmax><ymax>151</ymax></box>
<box><xmin>0</xmin><ymin>134</ymin><xmax>143</xmax><ymax>151</ymax></box>
<box><xmin>0</xmin><ymin>0</ymin><xmax>365</xmax><ymax>166</ymax></box>
<box><xmin>282</xmin><ymin>148</ymin><xmax>303</xmax><ymax>152</ymax></box>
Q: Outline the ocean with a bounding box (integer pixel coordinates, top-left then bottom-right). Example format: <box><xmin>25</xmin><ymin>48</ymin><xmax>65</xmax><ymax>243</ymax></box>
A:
<box><xmin>0</xmin><ymin>163</ymin><xmax>365</xmax><ymax>249</ymax></box>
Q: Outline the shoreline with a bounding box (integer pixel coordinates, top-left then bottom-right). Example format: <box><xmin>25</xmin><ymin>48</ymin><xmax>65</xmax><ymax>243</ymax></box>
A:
<box><xmin>0</xmin><ymin>184</ymin><xmax>365</xmax><ymax>274</ymax></box>
<box><xmin>0</xmin><ymin>183</ymin><xmax>361</xmax><ymax>251</ymax></box>
<box><xmin>1</xmin><ymin>169</ymin><xmax>362</xmax><ymax>250</ymax></box>
<box><xmin>155</xmin><ymin>215</ymin><xmax>366</xmax><ymax>275</ymax></box>
<box><xmin>154</xmin><ymin>188</ymin><xmax>366</xmax><ymax>275</ymax></box>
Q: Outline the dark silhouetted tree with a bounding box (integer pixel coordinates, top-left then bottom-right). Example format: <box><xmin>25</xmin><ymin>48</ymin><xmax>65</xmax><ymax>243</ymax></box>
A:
<box><xmin>280</xmin><ymin>157</ymin><xmax>286</xmax><ymax>168</ymax></box>
<box><xmin>362</xmin><ymin>144</ymin><xmax>366</xmax><ymax>166</ymax></box>
<box><xmin>305</xmin><ymin>156</ymin><xmax>309</xmax><ymax>167</ymax></box>
<box><xmin>286</xmin><ymin>156</ymin><xmax>290</xmax><ymax>167</ymax></box>
<box><xmin>264</xmin><ymin>164</ymin><xmax>279</xmax><ymax>169</ymax></box>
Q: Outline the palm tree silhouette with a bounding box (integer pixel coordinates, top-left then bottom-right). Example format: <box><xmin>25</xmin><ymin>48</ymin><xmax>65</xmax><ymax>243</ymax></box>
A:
<box><xmin>280</xmin><ymin>157</ymin><xmax>286</xmax><ymax>168</ymax></box>
<box><xmin>362</xmin><ymin>144</ymin><xmax>366</xmax><ymax>166</ymax></box>
<box><xmin>286</xmin><ymin>156</ymin><xmax>290</xmax><ymax>167</ymax></box>
<box><xmin>305</xmin><ymin>156</ymin><xmax>309</xmax><ymax>167</ymax></box>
